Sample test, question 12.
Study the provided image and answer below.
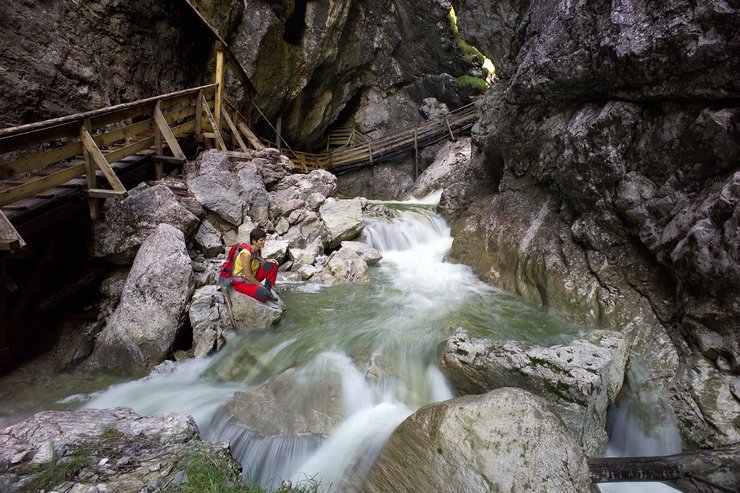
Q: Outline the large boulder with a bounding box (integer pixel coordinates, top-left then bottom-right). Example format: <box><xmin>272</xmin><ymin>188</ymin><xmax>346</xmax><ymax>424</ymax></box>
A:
<box><xmin>340</xmin><ymin>241</ymin><xmax>382</xmax><ymax>266</ymax></box>
<box><xmin>236</xmin><ymin>160</ymin><xmax>272</xmax><ymax>229</ymax></box>
<box><xmin>0</xmin><ymin>408</ymin><xmax>238</xmax><ymax>493</ymax></box>
<box><xmin>438</xmin><ymin>329</ymin><xmax>628</xmax><ymax>456</ymax></box>
<box><xmin>312</xmin><ymin>247</ymin><xmax>370</xmax><ymax>285</ymax></box>
<box><xmin>208</xmin><ymin>360</ymin><xmax>347</xmax><ymax>486</ymax></box>
<box><xmin>92</xmin><ymin>183</ymin><xmax>199</xmax><ymax>264</ymax></box>
<box><xmin>193</xmin><ymin>219</ymin><xmax>223</xmax><ymax>258</ymax></box>
<box><xmin>188</xmin><ymin>285</ymin><xmax>232</xmax><ymax>358</ymax></box>
<box><xmin>361</xmin><ymin>388</ymin><xmax>592</xmax><ymax>493</ymax></box>
<box><xmin>319</xmin><ymin>198</ymin><xmax>365</xmax><ymax>248</ymax></box>
<box><xmin>186</xmin><ymin>150</ymin><xmax>247</xmax><ymax>226</ymax></box>
<box><xmin>225</xmin><ymin>287</ymin><xmax>284</xmax><ymax>329</ymax></box>
<box><xmin>87</xmin><ymin>224</ymin><xmax>193</xmax><ymax>374</ymax></box>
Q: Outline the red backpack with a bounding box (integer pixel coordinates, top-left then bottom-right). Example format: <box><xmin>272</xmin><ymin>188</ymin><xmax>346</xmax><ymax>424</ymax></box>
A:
<box><xmin>219</xmin><ymin>243</ymin><xmax>251</xmax><ymax>285</ymax></box>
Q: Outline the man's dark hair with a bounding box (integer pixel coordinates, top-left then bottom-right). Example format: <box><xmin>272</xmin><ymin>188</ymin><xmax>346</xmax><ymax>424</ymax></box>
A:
<box><xmin>250</xmin><ymin>228</ymin><xmax>267</xmax><ymax>243</ymax></box>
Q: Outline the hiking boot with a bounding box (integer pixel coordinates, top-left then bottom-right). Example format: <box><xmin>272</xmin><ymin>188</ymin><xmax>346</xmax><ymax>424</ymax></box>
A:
<box><xmin>264</xmin><ymin>279</ymin><xmax>273</xmax><ymax>291</ymax></box>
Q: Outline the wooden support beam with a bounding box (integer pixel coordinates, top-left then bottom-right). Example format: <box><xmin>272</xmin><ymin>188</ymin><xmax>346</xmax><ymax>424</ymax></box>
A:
<box><xmin>413</xmin><ymin>126</ymin><xmax>420</xmax><ymax>180</ymax></box>
<box><xmin>214</xmin><ymin>41</ymin><xmax>225</xmax><ymax>131</ymax></box>
<box><xmin>237</xmin><ymin>120</ymin><xmax>266</xmax><ymax>150</ymax></box>
<box><xmin>444</xmin><ymin>114</ymin><xmax>456</xmax><ymax>141</ymax></box>
<box><xmin>0</xmin><ymin>163</ymin><xmax>86</xmax><ymax>207</ymax></box>
<box><xmin>0</xmin><ymin>210</ymin><xmax>26</xmax><ymax>252</ymax></box>
<box><xmin>81</xmin><ymin>118</ymin><xmax>100</xmax><ymax>220</ymax></box>
<box><xmin>276</xmin><ymin>116</ymin><xmax>282</xmax><ymax>151</ymax></box>
<box><xmin>86</xmin><ymin>189</ymin><xmax>128</xmax><ymax>199</ymax></box>
<box><xmin>201</xmin><ymin>94</ymin><xmax>227</xmax><ymax>151</ymax></box>
<box><xmin>0</xmin><ymin>254</ymin><xmax>8</xmax><ymax>372</ymax></box>
<box><xmin>79</xmin><ymin>126</ymin><xmax>126</xmax><ymax>193</ymax></box>
<box><xmin>153</xmin><ymin>102</ymin><xmax>186</xmax><ymax>160</ymax></box>
<box><xmin>222</xmin><ymin>110</ymin><xmax>249</xmax><ymax>153</ymax></box>
<box><xmin>152</xmin><ymin>155</ymin><xmax>187</xmax><ymax>165</ymax></box>
<box><xmin>154</xmin><ymin>102</ymin><xmax>164</xmax><ymax>180</ymax></box>
<box><xmin>195</xmin><ymin>89</ymin><xmax>203</xmax><ymax>142</ymax></box>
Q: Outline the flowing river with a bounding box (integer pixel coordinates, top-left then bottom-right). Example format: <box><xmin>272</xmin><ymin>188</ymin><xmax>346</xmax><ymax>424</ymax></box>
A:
<box><xmin>1</xmin><ymin>196</ymin><xmax>681</xmax><ymax>492</ymax></box>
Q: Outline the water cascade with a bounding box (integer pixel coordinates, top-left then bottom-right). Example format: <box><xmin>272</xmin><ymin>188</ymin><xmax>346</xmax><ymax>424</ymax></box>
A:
<box><xmin>598</xmin><ymin>360</ymin><xmax>683</xmax><ymax>493</ymax></box>
<box><xmin>79</xmin><ymin>198</ymin><xmax>586</xmax><ymax>490</ymax></box>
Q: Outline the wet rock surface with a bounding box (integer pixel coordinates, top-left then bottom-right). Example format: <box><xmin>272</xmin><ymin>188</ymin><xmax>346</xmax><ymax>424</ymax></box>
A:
<box><xmin>447</xmin><ymin>0</ymin><xmax>740</xmax><ymax>448</ymax></box>
<box><xmin>438</xmin><ymin>328</ymin><xmax>627</xmax><ymax>456</ymax></box>
<box><xmin>362</xmin><ymin>388</ymin><xmax>592</xmax><ymax>493</ymax></box>
<box><xmin>0</xmin><ymin>407</ymin><xmax>238</xmax><ymax>493</ymax></box>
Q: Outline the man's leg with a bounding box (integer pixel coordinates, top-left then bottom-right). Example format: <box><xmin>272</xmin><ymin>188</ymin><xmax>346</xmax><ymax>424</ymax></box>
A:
<box><xmin>231</xmin><ymin>280</ymin><xmax>273</xmax><ymax>303</ymax></box>
<box><xmin>256</xmin><ymin>263</ymin><xmax>278</xmax><ymax>290</ymax></box>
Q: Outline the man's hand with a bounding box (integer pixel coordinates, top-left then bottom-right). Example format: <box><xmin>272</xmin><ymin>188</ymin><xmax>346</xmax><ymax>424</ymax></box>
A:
<box><xmin>267</xmin><ymin>258</ymin><xmax>279</xmax><ymax>264</ymax></box>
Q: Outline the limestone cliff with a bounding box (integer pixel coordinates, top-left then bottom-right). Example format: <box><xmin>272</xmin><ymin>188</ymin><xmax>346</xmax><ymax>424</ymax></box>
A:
<box><xmin>448</xmin><ymin>0</ymin><xmax>739</xmax><ymax>448</ymax></box>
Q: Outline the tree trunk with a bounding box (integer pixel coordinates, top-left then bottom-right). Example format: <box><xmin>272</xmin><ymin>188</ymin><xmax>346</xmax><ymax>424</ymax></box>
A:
<box><xmin>588</xmin><ymin>445</ymin><xmax>739</xmax><ymax>492</ymax></box>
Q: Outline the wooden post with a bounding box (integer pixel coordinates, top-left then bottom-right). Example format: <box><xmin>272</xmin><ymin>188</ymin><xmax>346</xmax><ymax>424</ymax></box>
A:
<box><xmin>195</xmin><ymin>89</ymin><xmax>204</xmax><ymax>142</ymax></box>
<box><xmin>81</xmin><ymin>118</ymin><xmax>100</xmax><ymax>220</ymax></box>
<box><xmin>0</xmin><ymin>254</ymin><xmax>9</xmax><ymax>373</ymax></box>
<box><xmin>214</xmin><ymin>41</ymin><xmax>225</xmax><ymax>133</ymax></box>
<box><xmin>413</xmin><ymin>125</ymin><xmax>420</xmax><ymax>180</ymax></box>
<box><xmin>444</xmin><ymin>114</ymin><xmax>455</xmax><ymax>141</ymax></box>
<box><xmin>276</xmin><ymin>117</ymin><xmax>282</xmax><ymax>151</ymax></box>
<box><xmin>154</xmin><ymin>102</ymin><xmax>164</xmax><ymax>180</ymax></box>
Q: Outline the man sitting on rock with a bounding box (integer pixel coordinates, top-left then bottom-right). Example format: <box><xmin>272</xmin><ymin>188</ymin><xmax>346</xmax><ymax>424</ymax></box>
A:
<box><xmin>232</xmin><ymin>228</ymin><xmax>279</xmax><ymax>303</ymax></box>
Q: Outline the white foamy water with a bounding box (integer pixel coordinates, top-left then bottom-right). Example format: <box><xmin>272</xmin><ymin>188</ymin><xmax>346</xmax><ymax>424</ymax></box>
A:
<box><xmin>62</xmin><ymin>192</ymin><xmax>680</xmax><ymax>492</ymax></box>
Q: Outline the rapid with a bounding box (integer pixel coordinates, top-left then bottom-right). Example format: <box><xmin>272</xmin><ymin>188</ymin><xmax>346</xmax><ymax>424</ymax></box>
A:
<box><xmin>1</xmin><ymin>194</ymin><xmax>681</xmax><ymax>491</ymax></box>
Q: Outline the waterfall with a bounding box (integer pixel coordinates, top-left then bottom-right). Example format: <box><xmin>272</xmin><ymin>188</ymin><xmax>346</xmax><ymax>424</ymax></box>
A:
<box><xmin>598</xmin><ymin>359</ymin><xmax>683</xmax><ymax>493</ymax></box>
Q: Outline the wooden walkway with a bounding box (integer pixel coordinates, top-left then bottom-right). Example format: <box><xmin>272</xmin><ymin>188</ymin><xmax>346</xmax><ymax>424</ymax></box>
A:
<box><xmin>285</xmin><ymin>102</ymin><xmax>478</xmax><ymax>174</ymax></box>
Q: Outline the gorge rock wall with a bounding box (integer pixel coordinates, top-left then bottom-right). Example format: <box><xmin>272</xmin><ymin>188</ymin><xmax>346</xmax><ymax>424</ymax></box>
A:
<box><xmin>229</xmin><ymin>0</ymin><xmax>477</xmax><ymax>148</ymax></box>
<box><xmin>0</xmin><ymin>0</ymin><xmax>220</xmax><ymax>127</ymax></box>
<box><xmin>448</xmin><ymin>0</ymin><xmax>739</xmax><ymax>449</ymax></box>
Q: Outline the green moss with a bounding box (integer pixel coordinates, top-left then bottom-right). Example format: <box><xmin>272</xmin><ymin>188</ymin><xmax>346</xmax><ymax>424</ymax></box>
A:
<box><xmin>447</xmin><ymin>8</ymin><xmax>495</xmax><ymax>81</ymax></box>
<box><xmin>20</xmin><ymin>450</ymin><xmax>92</xmax><ymax>493</ymax></box>
<box><xmin>456</xmin><ymin>75</ymin><xmax>489</xmax><ymax>92</ymax></box>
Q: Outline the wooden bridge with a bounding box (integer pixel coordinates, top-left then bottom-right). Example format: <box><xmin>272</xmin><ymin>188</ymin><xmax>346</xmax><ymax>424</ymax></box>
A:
<box><xmin>285</xmin><ymin>102</ymin><xmax>478</xmax><ymax>175</ymax></box>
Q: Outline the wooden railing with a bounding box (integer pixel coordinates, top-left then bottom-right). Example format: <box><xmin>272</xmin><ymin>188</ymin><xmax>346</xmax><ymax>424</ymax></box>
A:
<box><xmin>282</xmin><ymin>102</ymin><xmax>479</xmax><ymax>174</ymax></box>
<box><xmin>0</xmin><ymin>84</ymin><xmax>216</xmax><ymax>206</ymax></box>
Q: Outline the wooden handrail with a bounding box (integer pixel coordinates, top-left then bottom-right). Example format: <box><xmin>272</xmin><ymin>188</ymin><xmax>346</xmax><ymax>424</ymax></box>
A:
<box><xmin>0</xmin><ymin>83</ymin><xmax>217</xmax><ymax>140</ymax></box>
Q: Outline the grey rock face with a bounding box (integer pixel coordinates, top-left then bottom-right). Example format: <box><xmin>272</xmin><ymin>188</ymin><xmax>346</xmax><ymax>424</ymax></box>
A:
<box><xmin>339</xmin><ymin>241</ymin><xmax>382</xmax><ymax>266</ymax></box>
<box><xmin>231</xmin><ymin>0</ymin><xmax>475</xmax><ymax>147</ymax></box>
<box><xmin>194</xmin><ymin>219</ymin><xmax>223</xmax><ymax>258</ymax></box>
<box><xmin>189</xmin><ymin>285</ymin><xmax>231</xmax><ymax>357</ymax></box>
<box><xmin>438</xmin><ymin>329</ymin><xmax>628</xmax><ymax>456</ymax></box>
<box><xmin>0</xmin><ymin>407</ymin><xmax>237</xmax><ymax>493</ymax></box>
<box><xmin>319</xmin><ymin>198</ymin><xmax>365</xmax><ymax>248</ymax></box>
<box><xmin>448</xmin><ymin>0</ymin><xmax>739</xmax><ymax>448</ymax></box>
<box><xmin>362</xmin><ymin>388</ymin><xmax>592</xmax><ymax>493</ymax></box>
<box><xmin>0</xmin><ymin>1</ymin><xmax>217</xmax><ymax>127</ymax></box>
<box><xmin>92</xmin><ymin>184</ymin><xmax>199</xmax><ymax>264</ymax></box>
<box><xmin>187</xmin><ymin>150</ymin><xmax>247</xmax><ymax>226</ymax></box>
<box><xmin>312</xmin><ymin>247</ymin><xmax>371</xmax><ymax>285</ymax></box>
<box><xmin>88</xmin><ymin>224</ymin><xmax>194</xmax><ymax>374</ymax></box>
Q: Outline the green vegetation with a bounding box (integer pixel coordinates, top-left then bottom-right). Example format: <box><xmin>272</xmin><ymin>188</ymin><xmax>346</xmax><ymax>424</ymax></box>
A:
<box><xmin>456</xmin><ymin>75</ymin><xmax>489</xmax><ymax>92</ymax></box>
<box><xmin>19</xmin><ymin>450</ymin><xmax>92</xmax><ymax>493</ymax></box>
<box><xmin>168</xmin><ymin>445</ymin><xmax>322</xmax><ymax>493</ymax></box>
<box><xmin>448</xmin><ymin>8</ymin><xmax>496</xmax><ymax>83</ymax></box>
